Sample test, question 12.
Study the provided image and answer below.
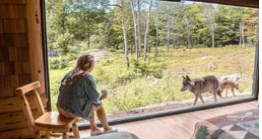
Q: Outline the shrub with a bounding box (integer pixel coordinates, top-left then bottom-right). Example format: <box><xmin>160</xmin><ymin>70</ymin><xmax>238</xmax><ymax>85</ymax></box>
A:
<box><xmin>67</xmin><ymin>53</ymin><xmax>77</xmax><ymax>61</ymax></box>
<box><xmin>53</xmin><ymin>31</ymin><xmax>74</xmax><ymax>55</ymax></box>
<box><xmin>49</xmin><ymin>56</ymin><xmax>69</xmax><ymax>69</ymax></box>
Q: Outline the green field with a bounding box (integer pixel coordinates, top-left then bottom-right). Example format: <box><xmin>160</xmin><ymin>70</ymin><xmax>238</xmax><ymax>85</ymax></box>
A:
<box><xmin>49</xmin><ymin>46</ymin><xmax>256</xmax><ymax>114</ymax></box>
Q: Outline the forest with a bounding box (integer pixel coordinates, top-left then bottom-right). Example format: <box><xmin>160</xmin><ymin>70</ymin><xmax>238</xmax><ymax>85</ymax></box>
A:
<box><xmin>46</xmin><ymin>0</ymin><xmax>258</xmax><ymax>115</ymax></box>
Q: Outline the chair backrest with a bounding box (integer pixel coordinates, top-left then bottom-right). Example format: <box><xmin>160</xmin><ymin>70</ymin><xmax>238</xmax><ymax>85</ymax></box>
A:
<box><xmin>16</xmin><ymin>81</ymin><xmax>46</xmax><ymax>132</ymax></box>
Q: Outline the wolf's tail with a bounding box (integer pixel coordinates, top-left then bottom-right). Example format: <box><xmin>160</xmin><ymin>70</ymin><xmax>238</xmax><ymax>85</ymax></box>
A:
<box><xmin>216</xmin><ymin>89</ymin><xmax>222</xmax><ymax>98</ymax></box>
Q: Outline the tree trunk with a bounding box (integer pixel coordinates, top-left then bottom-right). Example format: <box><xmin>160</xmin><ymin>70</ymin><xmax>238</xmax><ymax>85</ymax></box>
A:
<box><xmin>173</xmin><ymin>37</ymin><xmax>177</xmax><ymax>49</ymax></box>
<box><xmin>137</xmin><ymin>0</ymin><xmax>141</xmax><ymax>57</ymax></box>
<box><xmin>203</xmin><ymin>4</ymin><xmax>215</xmax><ymax>48</ymax></box>
<box><xmin>239</xmin><ymin>25</ymin><xmax>242</xmax><ymax>47</ymax></box>
<box><xmin>120</xmin><ymin>0</ymin><xmax>130</xmax><ymax>68</ymax></box>
<box><xmin>166</xmin><ymin>7</ymin><xmax>171</xmax><ymax>52</ymax></box>
<box><xmin>239</xmin><ymin>22</ymin><xmax>245</xmax><ymax>48</ymax></box>
<box><xmin>210</xmin><ymin>24</ymin><xmax>215</xmax><ymax>48</ymax></box>
<box><xmin>143</xmin><ymin>0</ymin><xmax>152</xmax><ymax>61</ymax></box>
<box><xmin>129</xmin><ymin>0</ymin><xmax>138</xmax><ymax>60</ymax></box>
<box><xmin>87</xmin><ymin>18</ymin><xmax>91</xmax><ymax>48</ymax></box>
<box><xmin>155</xmin><ymin>4</ymin><xmax>159</xmax><ymax>56</ymax></box>
<box><xmin>130</xmin><ymin>44</ymin><xmax>133</xmax><ymax>55</ymax></box>
<box><xmin>185</xmin><ymin>18</ymin><xmax>192</xmax><ymax>49</ymax></box>
<box><xmin>87</xmin><ymin>33</ymin><xmax>90</xmax><ymax>48</ymax></box>
<box><xmin>61</xmin><ymin>6</ymin><xmax>66</xmax><ymax>33</ymax></box>
<box><xmin>241</xmin><ymin>22</ymin><xmax>245</xmax><ymax>48</ymax></box>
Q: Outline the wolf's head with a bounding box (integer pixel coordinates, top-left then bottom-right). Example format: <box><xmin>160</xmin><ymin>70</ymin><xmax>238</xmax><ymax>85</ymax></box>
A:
<box><xmin>181</xmin><ymin>75</ymin><xmax>195</xmax><ymax>92</ymax></box>
<box><xmin>236</xmin><ymin>72</ymin><xmax>242</xmax><ymax>80</ymax></box>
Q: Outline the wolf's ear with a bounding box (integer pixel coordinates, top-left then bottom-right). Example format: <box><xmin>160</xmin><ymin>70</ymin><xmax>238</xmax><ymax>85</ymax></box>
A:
<box><xmin>190</xmin><ymin>81</ymin><xmax>195</xmax><ymax>86</ymax></box>
<box><xmin>182</xmin><ymin>76</ymin><xmax>186</xmax><ymax>79</ymax></box>
<box><xmin>186</xmin><ymin>75</ymin><xmax>190</xmax><ymax>80</ymax></box>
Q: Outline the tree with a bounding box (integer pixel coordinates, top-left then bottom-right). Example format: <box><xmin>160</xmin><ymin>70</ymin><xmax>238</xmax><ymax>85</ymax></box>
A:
<box><xmin>54</xmin><ymin>31</ymin><xmax>74</xmax><ymax>55</ymax></box>
<box><xmin>129</xmin><ymin>0</ymin><xmax>139</xmax><ymax>60</ymax></box>
<box><xmin>166</xmin><ymin>5</ymin><xmax>171</xmax><ymax>52</ymax></box>
<box><xmin>68</xmin><ymin>0</ymin><xmax>106</xmax><ymax>48</ymax></box>
<box><xmin>202</xmin><ymin>4</ymin><xmax>216</xmax><ymax>48</ymax></box>
<box><xmin>120</xmin><ymin>0</ymin><xmax>130</xmax><ymax>68</ymax></box>
<box><xmin>143</xmin><ymin>0</ymin><xmax>153</xmax><ymax>61</ymax></box>
<box><xmin>45</xmin><ymin>0</ymin><xmax>259</xmax><ymax>63</ymax></box>
<box><xmin>136</xmin><ymin>0</ymin><xmax>142</xmax><ymax>57</ymax></box>
<box><xmin>154</xmin><ymin>2</ymin><xmax>159</xmax><ymax>56</ymax></box>
<box><xmin>182</xmin><ymin>4</ymin><xmax>205</xmax><ymax>49</ymax></box>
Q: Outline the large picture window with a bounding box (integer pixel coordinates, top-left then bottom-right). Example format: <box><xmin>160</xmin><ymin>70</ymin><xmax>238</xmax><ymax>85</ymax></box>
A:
<box><xmin>43</xmin><ymin>0</ymin><xmax>258</xmax><ymax>123</ymax></box>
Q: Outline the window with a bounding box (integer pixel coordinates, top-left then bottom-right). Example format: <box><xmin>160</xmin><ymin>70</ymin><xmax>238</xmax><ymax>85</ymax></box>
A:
<box><xmin>43</xmin><ymin>0</ymin><xmax>258</xmax><ymax>123</ymax></box>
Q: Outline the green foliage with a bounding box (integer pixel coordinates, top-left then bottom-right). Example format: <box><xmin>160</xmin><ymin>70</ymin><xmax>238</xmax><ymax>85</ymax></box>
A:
<box><xmin>46</xmin><ymin>0</ymin><xmax>258</xmax><ymax>52</ymax></box>
<box><xmin>53</xmin><ymin>31</ymin><xmax>74</xmax><ymax>55</ymax></box>
<box><xmin>49</xmin><ymin>56</ymin><xmax>69</xmax><ymax>69</ymax></box>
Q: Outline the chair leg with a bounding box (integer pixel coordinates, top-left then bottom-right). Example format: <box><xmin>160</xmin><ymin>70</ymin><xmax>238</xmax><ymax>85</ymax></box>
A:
<box><xmin>34</xmin><ymin>130</ymin><xmax>41</xmax><ymax>139</ymax></box>
<box><xmin>63</xmin><ymin>133</ymin><xmax>68</xmax><ymax>139</ymax></box>
<box><xmin>72</xmin><ymin>122</ymin><xmax>80</xmax><ymax>138</ymax></box>
<box><xmin>46</xmin><ymin>131</ymin><xmax>51</xmax><ymax>139</ymax></box>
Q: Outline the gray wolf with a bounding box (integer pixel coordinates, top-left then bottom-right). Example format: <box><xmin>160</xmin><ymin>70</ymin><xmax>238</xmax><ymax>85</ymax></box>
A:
<box><xmin>181</xmin><ymin>75</ymin><xmax>219</xmax><ymax>106</ymax></box>
<box><xmin>219</xmin><ymin>80</ymin><xmax>239</xmax><ymax>97</ymax></box>
<box><xmin>219</xmin><ymin>72</ymin><xmax>242</xmax><ymax>82</ymax></box>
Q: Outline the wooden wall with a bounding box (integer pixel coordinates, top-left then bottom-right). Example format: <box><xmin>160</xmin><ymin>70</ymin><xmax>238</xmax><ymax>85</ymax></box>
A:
<box><xmin>0</xmin><ymin>0</ymin><xmax>46</xmax><ymax>138</ymax></box>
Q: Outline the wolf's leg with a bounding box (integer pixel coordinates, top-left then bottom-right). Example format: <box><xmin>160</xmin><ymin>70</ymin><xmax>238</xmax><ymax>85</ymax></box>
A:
<box><xmin>193</xmin><ymin>94</ymin><xmax>199</xmax><ymax>106</ymax></box>
<box><xmin>226</xmin><ymin>89</ymin><xmax>228</xmax><ymax>97</ymax></box>
<box><xmin>231</xmin><ymin>88</ymin><xmax>236</xmax><ymax>97</ymax></box>
<box><xmin>199</xmin><ymin>95</ymin><xmax>205</xmax><ymax>105</ymax></box>
<box><xmin>221</xmin><ymin>89</ymin><xmax>224</xmax><ymax>98</ymax></box>
<box><xmin>214</xmin><ymin>91</ymin><xmax>217</xmax><ymax>103</ymax></box>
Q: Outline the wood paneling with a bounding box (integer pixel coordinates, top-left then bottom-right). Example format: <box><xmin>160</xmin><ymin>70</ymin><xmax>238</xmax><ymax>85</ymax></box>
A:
<box><xmin>14</xmin><ymin>19</ymin><xmax>27</xmax><ymax>33</ymax></box>
<box><xmin>0</xmin><ymin>5</ymin><xmax>18</xmax><ymax>19</ymax></box>
<box><xmin>27</xmin><ymin>0</ymin><xmax>46</xmax><ymax>94</ymax></box>
<box><xmin>3</xmin><ymin>62</ymin><xmax>15</xmax><ymax>75</ymax></box>
<box><xmin>3</xmin><ymin>19</ymin><xmax>15</xmax><ymax>33</ymax></box>
<box><xmin>0</xmin><ymin>109</ymin><xmax>40</xmax><ymax>131</ymax></box>
<box><xmin>0</xmin><ymin>19</ymin><xmax>3</xmax><ymax>33</ymax></box>
<box><xmin>0</xmin><ymin>34</ymin><xmax>14</xmax><ymax>47</ymax></box>
<box><xmin>0</xmin><ymin>48</ymin><xmax>9</xmax><ymax>61</ymax></box>
<box><xmin>9</xmin><ymin>48</ymin><xmax>30</xmax><ymax>61</ymax></box>
<box><xmin>0</xmin><ymin>0</ymin><xmax>46</xmax><ymax>137</ymax></box>
<box><xmin>13</xmin><ymin>33</ymin><xmax>28</xmax><ymax>47</ymax></box>
<box><xmin>0</xmin><ymin>128</ymin><xmax>33</xmax><ymax>139</ymax></box>
<box><xmin>0</xmin><ymin>93</ymin><xmax>46</xmax><ymax>113</ymax></box>
<box><xmin>17</xmin><ymin>5</ymin><xmax>27</xmax><ymax>18</ymax></box>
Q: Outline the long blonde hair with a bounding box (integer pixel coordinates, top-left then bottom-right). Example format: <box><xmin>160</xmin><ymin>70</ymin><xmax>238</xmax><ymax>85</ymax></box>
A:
<box><xmin>63</xmin><ymin>54</ymin><xmax>95</xmax><ymax>85</ymax></box>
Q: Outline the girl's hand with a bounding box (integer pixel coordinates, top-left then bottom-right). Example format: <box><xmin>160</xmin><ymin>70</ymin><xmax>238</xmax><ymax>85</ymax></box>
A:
<box><xmin>101</xmin><ymin>93</ymin><xmax>108</xmax><ymax>99</ymax></box>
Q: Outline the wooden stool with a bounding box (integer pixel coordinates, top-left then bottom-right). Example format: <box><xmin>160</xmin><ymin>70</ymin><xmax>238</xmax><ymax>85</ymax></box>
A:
<box><xmin>17</xmin><ymin>81</ymin><xmax>80</xmax><ymax>139</ymax></box>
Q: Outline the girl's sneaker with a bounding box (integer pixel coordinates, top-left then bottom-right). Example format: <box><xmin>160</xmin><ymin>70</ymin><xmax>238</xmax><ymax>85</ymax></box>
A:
<box><xmin>104</xmin><ymin>127</ymin><xmax>118</xmax><ymax>134</ymax></box>
<box><xmin>90</xmin><ymin>130</ymin><xmax>103</xmax><ymax>136</ymax></box>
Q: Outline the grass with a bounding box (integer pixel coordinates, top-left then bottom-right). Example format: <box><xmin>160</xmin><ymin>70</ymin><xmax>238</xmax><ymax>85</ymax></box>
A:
<box><xmin>48</xmin><ymin>46</ymin><xmax>256</xmax><ymax>114</ymax></box>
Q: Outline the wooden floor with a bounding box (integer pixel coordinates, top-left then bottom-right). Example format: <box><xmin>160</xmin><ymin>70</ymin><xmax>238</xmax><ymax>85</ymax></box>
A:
<box><xmin>78</xmin><ymin>101</ymin><xmax>258</xmax><ymax>139</ymax></box>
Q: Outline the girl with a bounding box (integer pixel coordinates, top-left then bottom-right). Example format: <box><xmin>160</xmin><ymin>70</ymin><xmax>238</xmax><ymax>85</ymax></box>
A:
<box><xmin>57</xmin><ymin>54</ymin><xmax>117</xmax><ymax>136</ymax></box>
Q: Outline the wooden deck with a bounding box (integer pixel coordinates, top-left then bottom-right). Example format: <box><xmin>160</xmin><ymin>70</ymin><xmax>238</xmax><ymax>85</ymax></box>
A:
<box><xmin>78</xmin><ymin>101</ymin><xmax>258</xmax><ymax>139</ymax></box>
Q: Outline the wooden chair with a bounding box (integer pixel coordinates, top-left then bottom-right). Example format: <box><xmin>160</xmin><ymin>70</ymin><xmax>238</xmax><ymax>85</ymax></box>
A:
<box><xmin>17</xmin><ymin>81</ymin><xmax>80</xmax><ymax>139</ymax></box>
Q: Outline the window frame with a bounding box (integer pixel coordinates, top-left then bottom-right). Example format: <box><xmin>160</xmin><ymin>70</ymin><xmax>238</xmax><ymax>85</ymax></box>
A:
<box><xmin>40</xmin><ymin>0</ymin><xmax>259</xmax><ymax>129</ymax></box>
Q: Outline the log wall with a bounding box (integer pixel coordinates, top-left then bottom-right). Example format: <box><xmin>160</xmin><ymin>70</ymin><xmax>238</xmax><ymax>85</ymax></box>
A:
<box><xmin>0</xmin><ymin>0</ymin><xmax>46</xmax><ymax>138</ymax></box>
